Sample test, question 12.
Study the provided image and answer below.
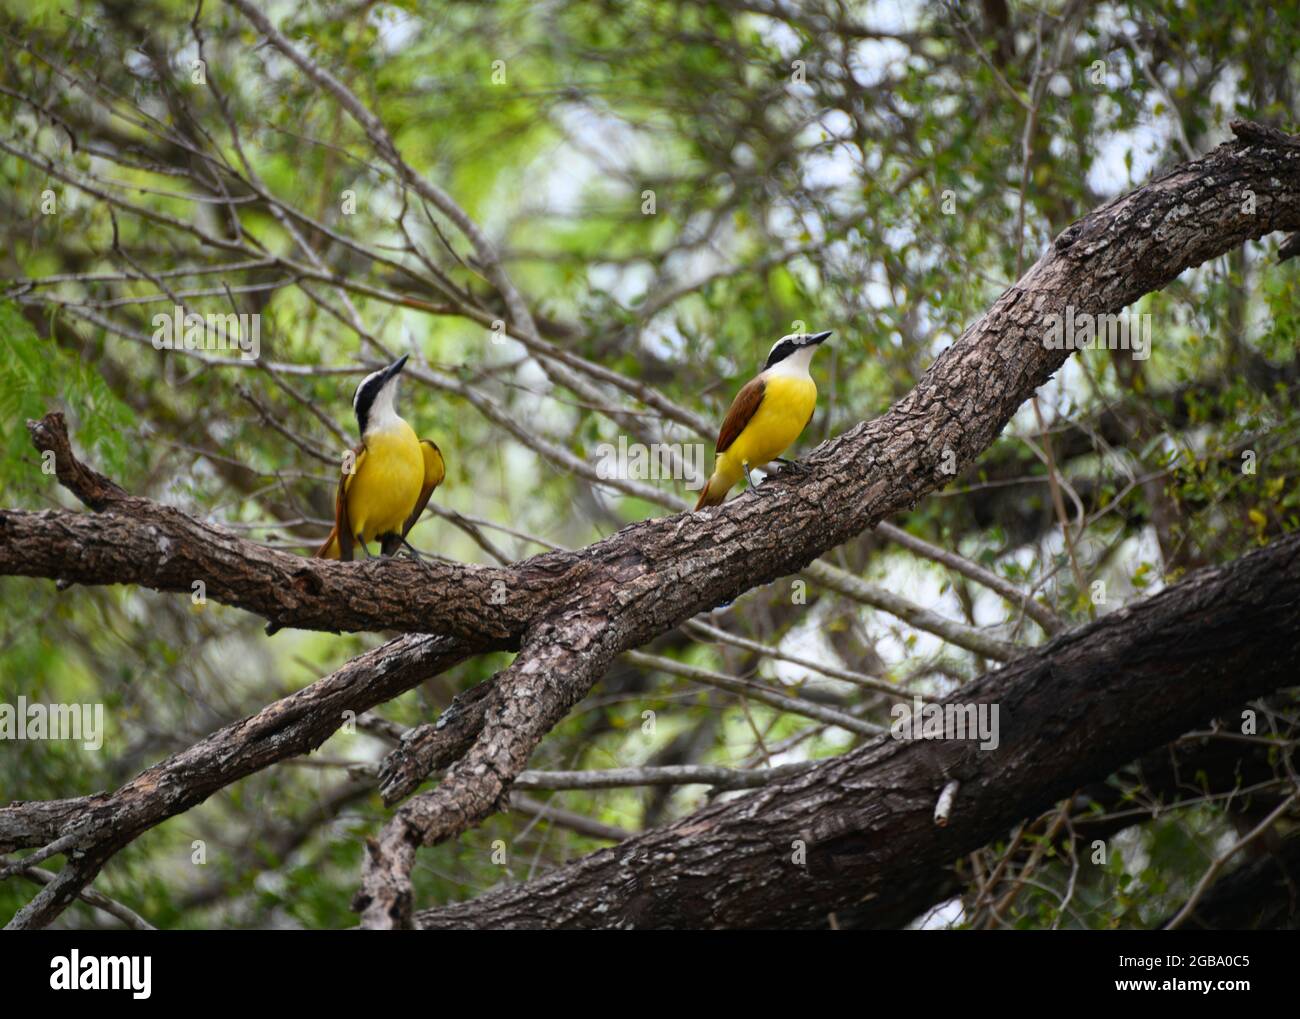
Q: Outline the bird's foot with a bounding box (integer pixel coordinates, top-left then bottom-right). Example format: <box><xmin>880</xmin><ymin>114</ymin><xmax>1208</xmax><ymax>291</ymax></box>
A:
<box><xmin>775</xmin><ymin>457</ymin><xmax>811</xmax><ymax>474</ymax></box>
<box><xmin>745</xmin><ymin>469</ymin><xmax>781</xmax><ymax>497</ymax></box>
<box><xmin>400</xmin><ymin>537</ymin><xmax>439</xmax><ymax>580</ymax></box>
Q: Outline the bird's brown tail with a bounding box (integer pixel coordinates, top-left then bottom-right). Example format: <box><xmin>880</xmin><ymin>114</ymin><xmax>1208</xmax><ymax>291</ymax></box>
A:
<box><xmin>694</xmin><ymin>473</ymin><xmax>727</xmax><ymax>510</ymax></box>
<box><xmin>315</xmin><ymin>527</ymin><xmax>340</xmax><ymax>559</ymax></box>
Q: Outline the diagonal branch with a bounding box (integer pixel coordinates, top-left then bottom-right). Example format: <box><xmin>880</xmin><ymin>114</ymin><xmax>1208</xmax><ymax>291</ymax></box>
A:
<box><xmin>356</xmin><ymin>622</ymin><xmax>620</xmax><ymax>927</ymax></box>
<box><xmin>412</xmin><ymin>530</ymin><xmax>1300</xmax><ymax>929</ymax></box>
<box><xmin>874</xmin><ymin>521</ymin><xmax>1064</xmax><ymax>635</ymax></box>
<box><xmin>0</xmin><ymin>631</ymin><xmax>474</xmax><ymax>928</ymax></box>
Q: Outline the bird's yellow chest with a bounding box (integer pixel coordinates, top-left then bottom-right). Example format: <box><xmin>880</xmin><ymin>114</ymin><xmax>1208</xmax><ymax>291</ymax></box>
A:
<box><xmin>346</xmin><ymin>422</ymin><xmax>424</xmax><ymax>541</ymax></box>
<box><xmin>726</xmin><ymin>374</ymin><xmax>817</xmax><ymax>468</ymax></box>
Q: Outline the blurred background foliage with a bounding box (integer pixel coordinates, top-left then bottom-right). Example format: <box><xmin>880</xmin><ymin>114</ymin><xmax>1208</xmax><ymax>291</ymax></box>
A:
<box><xmin>1</xmin><ymin>0</ymin><xmax>1297</xmax><ymax>928</ymax></box>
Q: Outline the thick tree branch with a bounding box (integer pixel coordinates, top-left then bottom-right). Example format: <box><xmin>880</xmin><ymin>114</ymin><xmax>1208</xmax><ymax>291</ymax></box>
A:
<box><xmin>413</xmin><ymin>531</ymin><xmax>1300</xmax><ymax>928</ymax></box>
<box><xmin>835</xmin><ymin>712</ymin><xmax>1299</xmax><ymax>929</ymax></box>
<box><xmin>3</xmin><ymin>414</ymin><xmax>535</xmax><ymax>640</ymax></box>
<box><xmin>355</xmin><ymin>620</ymin><xmax>620</xmax><ymax>927</ymax></box>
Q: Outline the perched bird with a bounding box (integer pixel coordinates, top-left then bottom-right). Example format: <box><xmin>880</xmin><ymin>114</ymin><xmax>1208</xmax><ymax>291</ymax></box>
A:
<box><xmin>695</xmin><ymin>330</ymin><xmax>831</xmax><ymax>509</ymax></box>
<box><xmin>315</xmin><ymin>354</ymin><xmax>445</xmax><ymax>561</ymax></box>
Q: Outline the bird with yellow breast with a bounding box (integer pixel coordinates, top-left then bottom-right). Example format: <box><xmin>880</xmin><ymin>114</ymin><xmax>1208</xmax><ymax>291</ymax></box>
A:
<box><xmin>315</xmin><ymin>354</ymin><xmax>444</xmax><ymax>561</ymax></box>
<box><xmin>695</xmin><ymin>330</ymin><xmax>831</xmax><ymax>509</ymax></box>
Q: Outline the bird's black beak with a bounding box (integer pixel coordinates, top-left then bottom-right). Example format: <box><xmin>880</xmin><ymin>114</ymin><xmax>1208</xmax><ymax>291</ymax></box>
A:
<box><xmin>808</xmin><ymin>330</ymin><xmax>832</xmax><ymax>345</ymax></box>
<box><xmin>383</xmin><ymin>354</ymin><xmax>409</xmax><ymax>382</ymax></box>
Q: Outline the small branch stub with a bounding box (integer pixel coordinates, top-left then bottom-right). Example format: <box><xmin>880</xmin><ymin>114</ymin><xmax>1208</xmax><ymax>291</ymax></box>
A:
<box><xmin>934</xmin><ymin>780</ymin><xmax>960</xmax><ymax>827</ymax></box>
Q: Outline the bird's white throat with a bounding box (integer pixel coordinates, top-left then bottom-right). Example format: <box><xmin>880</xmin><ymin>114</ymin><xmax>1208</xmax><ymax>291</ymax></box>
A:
<box><xmin>763</xmin><ymin>344</ymin><xmax>817</xmax><ymax>380</ymax></box>
<box><xmin>365</xmin><ymin>379</ymin><xmax>404</xmax><ymax>435</ymax></box>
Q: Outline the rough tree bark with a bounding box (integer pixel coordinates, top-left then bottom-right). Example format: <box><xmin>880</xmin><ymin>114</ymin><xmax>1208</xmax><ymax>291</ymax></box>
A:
<box><xmin>835</xmin><ymin>718</ymin><xmax>1299</xmax><ymax>929</ymax></box>
<box><xmin>412</xmin><ymin>532</ymin><xmax>1300</xmax><ymax>928</ymax></box>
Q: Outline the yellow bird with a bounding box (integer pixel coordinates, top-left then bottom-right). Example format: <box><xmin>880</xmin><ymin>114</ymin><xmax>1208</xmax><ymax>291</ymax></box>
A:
<box><xmin>315</xmin><ymin>354</ymin><xmax>445</xmax><ymax>561</ymax></box>
<box><xmin>695</xmin><ymin>330</ymin><xmax>831</xmax><ymax>509</ymax></box>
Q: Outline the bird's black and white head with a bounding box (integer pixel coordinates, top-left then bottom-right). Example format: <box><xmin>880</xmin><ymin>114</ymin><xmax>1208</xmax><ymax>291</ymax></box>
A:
<box><xmin>353</xmin><ymin>354</ymin><xmax>408</xmax><ymax>436</ymax></box>
<box><xmin>763</xmin><ymin>330</ymin><xmax>832</xmax><ymax>374</ymax></box>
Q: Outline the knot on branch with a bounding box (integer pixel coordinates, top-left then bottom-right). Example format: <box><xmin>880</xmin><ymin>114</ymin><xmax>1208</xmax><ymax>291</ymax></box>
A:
<box><xmin>1229</xmin><ymin>119</ymin><xmax>1300</xmax><ymax>148</ymax></box>
<box><xmin>26</xmin><ymin>412</ymin><xmax>128</xmax><ymax>511</ymax></box>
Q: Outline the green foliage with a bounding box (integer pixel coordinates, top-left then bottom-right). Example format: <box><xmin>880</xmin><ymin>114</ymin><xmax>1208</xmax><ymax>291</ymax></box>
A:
<box><xmin>0</xmin><ymin>301</ymin><xmax>136</xmax><ymax>495</ymax></box>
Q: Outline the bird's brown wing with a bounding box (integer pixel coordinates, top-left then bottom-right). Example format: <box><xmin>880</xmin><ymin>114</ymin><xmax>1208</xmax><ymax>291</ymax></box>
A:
<box><xmin>399</xmin><ymin>439</ymin><xmax>446</xmax><ymax>540</ymax></box>
<box><xmin>714</xmin><ymin>376</ymin><xmax>766</xmax><ymax>453</ymax></box>
<box><xmin>316</xmin><ymin>441</ymin><xmax>365</xmax><ymax>561</ymax></box>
